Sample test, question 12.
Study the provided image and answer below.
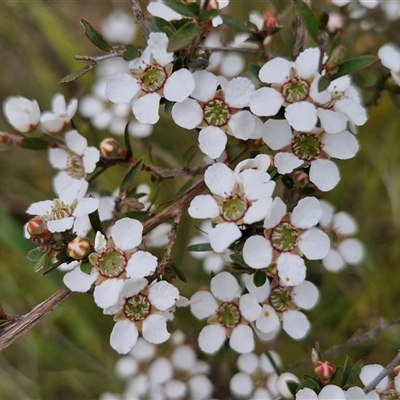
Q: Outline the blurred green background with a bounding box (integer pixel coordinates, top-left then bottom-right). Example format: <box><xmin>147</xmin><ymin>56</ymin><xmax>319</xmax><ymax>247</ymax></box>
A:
<box><xmin>1</xmin><ymin>1</ymin><xmax>400</xmax><ymax>399</ymax></box>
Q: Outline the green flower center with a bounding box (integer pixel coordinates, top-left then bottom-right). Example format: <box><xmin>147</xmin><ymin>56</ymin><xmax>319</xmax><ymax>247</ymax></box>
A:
<box><xmin>253</xmin><ymin>372</ymin><xmax>268</xmax><ymax>388</ymax></box>
<box><xmin>96</xmin><ymin>248</ymin><xmax>126</xmax><ymax>278</ymax></box>
<box><xmin>49</xmin><ymin>199</ymin><xmax>74</xmax><ymax>221</ymax></box>
<box><xmin>270</xmin><ymin>222</ymin><xmax>299</xmax><ymax>252</ymax></box>
<box><xmin>141</xmin><ymin>65</ymin><xmax>167</xmax><ymax>93</ymax></box>
<box><xmin>270</xmin><ymin>287</ymin><xmax>292</xmax><ymax>311</ymax></box>
<box><xmin>217</xmin><ymin>302</ymin><xmax>240</xmax><ymax>329</ymax></box>
<box><xmin>292</xmin><ymin>133</ymin><xmax>321</xmax><ymax>161</ymax></box>
<box><xmin>123</xmin><ymin>294</ymin><xmax>151</xmax><ymax>321</ymax></box>
<box><xmin>66</xmin><ymin>154</ymin><xmax>85</xmax><ymax>179</ymax></box>
<box><xmin>203</xmin><ymin>99</ymin><xmax>230</xmax><ymax>127</ymax></box>
<box><xmin>222</xmin><ymin>196</ymin><xmax>248</xmax><ymax>222</ymax></box>
<box><xmin>282</xmin><ymin>79</ymin><xmax>309</xmax><ymax>103</ymax></box>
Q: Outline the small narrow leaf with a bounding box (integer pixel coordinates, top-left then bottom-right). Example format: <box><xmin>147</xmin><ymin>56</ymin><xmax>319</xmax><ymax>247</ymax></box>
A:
<box><xmin>120</xmin><ymin>159</ymin><xmax>143</xmax><ymax>194</ymax></box>
<box><xmin>80</xmin><ymin>18</ymin><xmax>113</xmax><ymax>52</ymax></box>
<box><xmin>343</xmin><ymin>359</ymin><xmax>363</xmax><ymax>387</ymax></box>
<box><xmin>171</xmin><ymin>264</ymin><xmax>187</xmax><ymax>283</ymax></box>
<box><xmin>249</xmin><ymin>63</ymin><xmax>261</xmax><ymax>80</ymax></box>
<box><xmin>27</xmin><ymin>247</ymin><xmax>47</xmax><ymax>262</ymax></box>
<box><xmin>123</xmin><ymin>45</ymin><xmax>139</xmax><ymax>61</ymax></box>
<box><xmin>163</xmin><ymin>0</ymin><xmax>199</xmax><ymax>17</ymax></box>
<box><xmin>318</xmin><ymin>75</ymin><xmax>331</xmax><ymax>92</ymax></box>
<box><xmin>80</xmin><ymin>262</ymin><xmax>93</xmax><ymax>274</ymax></box>
<box><xmin>202</xmin><ymin>8</ymin><xmax>219</xmax><ymax>23</ymax></box>
<box><xmin>152</xmin><ymin>17</ymin><xmax>177</xmax><ymax>37</ymax></box>
<box><xmin>88</xmin><ymin>209</ymin><xmax>104</xmax><ymax>235</ymax></box>
<box><xmin>229</xmin><ymin>252</ymin><xmax>248</xmax><ymax>268</ymax></box>
<box><xmin>331</xmin><ymin>56</ymin><xmax>378</xmax><ymax>80</ymax></box>
<box><xmin>293</xmin><ymin>0</ymin><xmax>320</xmax><ymax>43</ymax></box>
<box><xmin>59</xmin><ymin>64</ymin><xmax>95</xmax><ymax>85</ymax></box>
<box><xmin>182</xmin><ymin>146</ymin><xmax>196</xmax><ymax>166</ymax></box>
<box><xmin>188</xmin><ymin>58</ymin><xmax>209</xmax><ymax>71</ymax></box>
<box><xmin>124</xmin><ymin>123</ymin><xmax>133</xmax><ymax>160</ymax></box>
<box><xmin>253</xmin><ymin>270</ymin><xmax>267</xmax><ymax>287</ymax></box>
<box><xmin>20</xmin><ymin>137</ymin><xmax>48</xmax><ymax>150</ymax></box>
<box><xmin>167</xmin><ymin>21</ymin><xmax>202</xmax><ymax>52</ymax></box>
<box><xmin>34</xmin><ymin>252</ymin><xmax>50</xmax><ymax>273</ymax></box>
<box><xmin>221</xmin><ymin>15</ymin><xmax>250</xmax><ymax>33</ymax></box>
<box><xmin>187</xmin><ymin>242</ymin><xmax>213</xmax><ymax>252</ymax></box>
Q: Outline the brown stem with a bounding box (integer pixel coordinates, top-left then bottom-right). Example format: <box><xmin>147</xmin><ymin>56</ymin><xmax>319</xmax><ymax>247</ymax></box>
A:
<box><xmin>128</xmin><ymin>0</ymin><xmax>150</xmax><ymax>41</ymax></box>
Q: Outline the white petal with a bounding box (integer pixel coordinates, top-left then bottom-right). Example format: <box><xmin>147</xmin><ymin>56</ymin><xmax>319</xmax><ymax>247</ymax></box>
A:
<box><xmin>249</xmin><ymin>87</ymin><xmax>284</xmax><ymax>117</ymax></box>
<box><xmin>225</xmin><ymin>77</ymin><xmax>255</xmax><ymax>108</ymax></box>
<box><xmin>276</xmin><ymin>372</ymin><xmax>300</xmax><ymax>399</ymax></box>
<box><xmin>26</xmin><ymin>200</ymin><xmax>53</xmax><ymax>215</ymax></box>
<box><xmin>147</xmin><ymin>1</ymin><xmax>182</xmax><ymax>20</ymax></box>
<box><xmin>299</xmin><ymin>228</ymin><xmax>330</xmax><ymax>260</ymax></box>
<box><xmin>322</xmin><ymin>248</ymin><xmax>345</xmax><ymax>272</ymax></box>
<box><xmin>333</xmin><ymin>211</ymin><xmax>358</xmax><ymax>235</ymax></box>
<box><xmin>338</xmin><ymin>238</ymin><xmax>364</xmax><ymax>265</ymax></box>
<box><xmin>360</xmin><ymin>365</ymin><xmax>389</xmax><ymax>392</ymax></box>
<box><xmin>256</xmin><ymin>305</ymin><xmax>280</xmax><ymax>333</ymax></box>
<box><xmin>322</xmin><ymin>131</ymin><xmax>359</xmax><ymax>160</ymax></box>
<box><xmin>209</xmin><ymin>223</ymin><xmax>242</xmax><ymax>253</ymax></box>
<box><xmin>65</xmin><ymin>130</ymin><xmax>87</xmax><ymax>155</ymax></box>
<box><xmin>190</xmin><ymin>291</ymin><xmax>219</xmax><ymax>319</ymax></box>
<box><xmin>244</xmin><ymin>197</ymin><xmax>273</xmax><ymax>225</ymax></box>
<box><xmin>188</xmin><ymin>195</ymin><xmax>220</xmax><ymax>219</ymax></box>
<box><xmin>149</xmin><ymin>281</ymin><xmax>179</xmax><ymax>311</ymax></box>
<box><xmin>171</xmin><ymin>98</ymin><xmax>203</xmax><ymax>129</ymax></box>
<box><xmin>73</xmin><ymin>197</ymin><xmax>99</xmax><ymax>217</ymax></box>
<box><xmin>282</xmin><ymin>310</ymin><xmax>310</xmax><ymax>339</ymax></box>
<box><xmin>94</xmin><ymin>279</ymin><xmax>125</xmax><ymax>308</ymax></box>
<box><xmin>198</xmin><ymin>126</ymin><xmax>227</xmax><ymax>159</ymax></box>
<box><xmin>48</xmin><ymin>217</ymin><xmax>74</xmax><ymax>232</ymax></box>
<box><xmin>83</xmin><ymin>147</ymin><xmax>100</xmax><ymax>173</ymax></box>
<box><xmin>277</xmin><ymin>253</ymin><xmax>306</xmax><ymax>287</ymax></box>
<box><xmin>198</xmin><ymin>324</ymin><xmax>226</xmax><ymax>354</ymax></box>
<box><xmin>147</xmin><ymin>32</ymin><xmax>173</xmax><ymax>66</ymax></box>
<box><xmin>241</xmin><ymin>169</ymin><xmax>275</xmax><ymax>200</ymax></box>
<box><xmin>126</xmin><ymin>250</ymin><xmax>158</xmax><ymax>279</ymax></box>
<box><xmin>106</xmin><ymin>73</ymin><xmax>140</xmax><ymax>103</ymax></box>
<box><xmin>49</xmin><ymin>148</ymin><xmax>69</xmax><ymax>170</ymax></box>
<box><xmin>245</xmin><ymin>273</ymin><xmax>270</xmax><ymax>303</ymax></box>
<box><xmin>230</xmin><ymin>325</ymin><xmax>254</xmax><ymax>353</ymax></box>
<box><xmin>110</xmin><ymin>320</ymin><xmax>138</xmax><ymax>354</ymax></box>
<box><xmin>275</xmin><ymin>152</ymin><xmax>303</xmax><ymax>174</ymax></box>
<box><xmin>317</xmin><ymin>108</ymin><xmax>348</xmax><ymax>134</ymax></box>
<box><xmin>228</xmin><ymin>110</ymin><xmax>257</xmax><ymax>140</ymax></box>
<box><xmin>309</xmin><ymin>159</ymin><xmax>340</xmax><ymax>192</ymax></box>
<box><xmin>132</xmin><ymin>93</ymin><xmax>161</xmax><ymax>124</ymax></box>
<box><xmin>142</xmin><ymin>314</ymin><xmax>170</xmax><ymax>344</ymax></box>
<box><xmin>188</xmin><ymin>375</ymin><xmax>213</xmax><ymax>400</ymax></box>
<box><xmin>164</xmin><ymin>69</ymin><xmax>195</xmax><ymax>102</ymax></box>
<box><xmin>120</xmin><ymin>278</ymin><xmax>148</xmax><ymax>298</ymax></box>
<box><xmin>292</xmin><ymin>280</ymin><xmax>319</xmax><ymax>309</ymax></box>
<box><xmin>111</xmin><ymin>217</ymin><xmax>143</xmax><ymax>251</ymax></box>
<box><xmin>191</xmin><ymin>70</ymin><xmax>218</xmax><ymax>102</ymax></box>
<box><xmin>285</xmin><ymin>102</ymin><xmax>317</xmax><ymax>132</ymax></box>
<box><xmin>243</xmin><ymin>235</ymin><xmax>273</xmax><ymax>269</ymax></box>
<box><xmin>334</xmin><ymin>98</ymin><xmax>367</xmax><ymax>126</ymax></box>
<box><xmin>292</xmin><ymin>197</ymin><xmax>322</xmax><ymax>228</ymax></box>
<box><xmin>378</xmin><ymin>43</ymin><xmax>400</xmax><ymax>71</ymax></box>
<box><xmin>211</xmin><ymin>271</ymin><xmax>239</xmax><ymax>302</ymax></box>
<box><xmin>262</xmin><ymin>119</ymin><xmax>293</xmax><ymax>150</ymax></box>
<box><xmin>229</xmin><ymin>372</ymin><xmax>254</xmax><ymax>398</ymax></box>
<box><xmin>295</xmin><ymin>48</ymin><xmax>320</xmax><ymax>79</ymax></box>
<box><xmin>239</xmin><ymin>293</ymin><xmax>262</xmax><ymax>322</ymax></box>
<box><xmin>263</xmin><ymin>197</ymin><xmax>287</xmax><ymax>229</ymax></box>
<box><xmin>296</xmin><ymin>388</ymin><xmax>318</xmax><ymax>400</ymax></box>
<box><xmin>259</xmin><ymin>57</ymin><xmax>291</xmax><ymax>84</ymax></box>
<box><xmin>63</xmin><ymin>267</ymin><xmax>98</xmax><ymax>292</ymax></box>
<box><xmin>204</xmin><ymin>162</ymin><xmax>235</xmax><ymax>197</ymax></box>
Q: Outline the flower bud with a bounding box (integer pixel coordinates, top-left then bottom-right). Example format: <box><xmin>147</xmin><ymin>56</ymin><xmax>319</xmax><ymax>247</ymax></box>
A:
<box><xmin>67</xmin><ymin>237</ymin><xmax>91</xmax><ymax>260</ymax></box>
<box><xmin>27</xmin><ymin>217</ymin><xmax>53</xmax><ymax>241</ymax></box>
<box><xmin>3</xmin><ymin>96</ymin><xmax>41</xmax><ymax>133</ymax></box>
<box><xmin>100</xmin><ymin>138</ymin><xmax>127</xmax><ymax>159</ymax></box>
<box><xmin>263</xmin><ymin>10</ymin><xmax>277</xmax><ymax>31</ymax></box>
<box><xmin>315</xmin><ymin>360</ymin><xmax>336</xmax><ymax>382</ymax></box>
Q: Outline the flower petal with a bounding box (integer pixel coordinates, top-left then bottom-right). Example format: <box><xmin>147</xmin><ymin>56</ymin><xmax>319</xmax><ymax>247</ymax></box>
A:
<box><xmin>171</xmin><ymin>98</ymin><xmax>203</xmax><ymax>129</ymax></box>
<box><xmin>110</xmin><ymin>319</ymin><xmax>138</xmax><ymax>354</ymax></box>
<box><xmin>94</xmin><ymin>278</ymin><xmax>125</xmax><ymax>309</ymax></box>
<box><xmin>198</xmin><ymin>324</ymin><xmax>226</xmax><ymax>354</ymax></box>
<box><xmin>249</xmin><ymin>87</ymin><xmax>284</xmax><ymax>117</ymax></box>
<box><xmin>126</xmin><ymin>250</ymin><xmax>158</xmax><ymax>279</ymax></box>
<box><xmin>277</xmin><ymin>253</ymin><xmax>306</xmax><ymax>287</ymax></box>
<box><xmin>285</xmin><ymin>102</ymin><xmax>317</xmax><ymax>132</ymax></box>
<box><xmin>63</xmin><ymin>267</ymin><xmax>98</xmax><ymax>292</ymax></box>
<box><xmin>106</xmin><ymin>73</ymin><xmax>140</xmax><ymax>103</ymax></box>
<box><xmin>132</xmin><ymin>93</ymin><xmax>161</xmax><ymax>124</ymax></box>
<box><xmin>164</xmin><ymin>68</ymin><xmax>195</xmax><ymax>102</ymax></box>
<box><xmin>243</xmin><ymin>235</ymin><xmax>273</xmax><ymax>269</ymax></box>
<box><xmin>209</xmin><ymin>223</ymin><xmax>242</xmax><ymax>253</ymax></box>
<box><xmin>291</xmin><ymin>197</ymin><xmax>322</xmax><ymax>229</ymax></box>
<box><xmin>322</xmin><ymin>131</ymin><xmax>359</xmax><ymax>160</ymax></box>
<box><xmin>142</xmin><ymin>314</ymin><xmax>170</xmax><ymax>344</ymax></box>
<box><xmin>225</xmin><ymin>77</ymin><xmax>255</xmax><ymax>108</ymax></box>
<box><xmin>262</xmin><ymin>119</ymin><xmax>293</xmax><ymax>150</ymax></box>
<box><xmin>282</xmin><ymin>310</ymin><xmax>310</xmax><ymax>339</ymax></box>
<box><xmin>111</xmin><ymin>217</ymin><xmax>143</xmax><ymax>251</ymax></box>
<box><xmin>198</xmin><ymin>126</ymin><xmax>227</xmax><ymax>159</ymax></box>
<box><xmin>230</xmin><ymin>324</ymin><xmax>254</xmax><ymax>353</ymax></box>
<box><xmin>275</xmin><ymin>152</ymin><xmax>303</xmax><ymax>174</ymax></box>
<box><xmin>309</xmin><ymin>159</ymin><xmax>340</xmax><ymax>192</ymax></box>
<box><xmin>149</xmin><ymin>281</ymin><xmax>179</xmax><ymax>311</ymax></box>
<box><xmin>298</xmin><ymin>228</ymin><xmax>330</xmax><ymax>260</ymax></box>
<box><xmin>191</xmin><ymin>70</ymin><xmax>218</xmax><ymax>102</ymax></box>
<box><xmin>204</xmin><ymin>163</ymin><xmax>235</xmax><ymax>197</ymax></box>
<box><xmin>211</xmin><ymin>271</ymin><xmax>239</xmax><ymax>302</ymax></box>
<box><xmin>188</xmin><ymin>195</ymin><xmax>220</xmax><ymax>219</ymax></box>
<box><xmin>190</xmin><ymin>291</ymin><xmax>219</xmax><ymax>319</ymax></box>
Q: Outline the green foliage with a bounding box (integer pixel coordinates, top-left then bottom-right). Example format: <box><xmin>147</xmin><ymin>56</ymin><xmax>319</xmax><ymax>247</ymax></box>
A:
<box><xmin>167</xmin><ymin>20</ymin><xmax>202</xmax><ymax>52</ymax></box>
<box><xmin>80</xmin><ymin>18</ymin><xmax>113</xmax><ymax>52</ymax></box>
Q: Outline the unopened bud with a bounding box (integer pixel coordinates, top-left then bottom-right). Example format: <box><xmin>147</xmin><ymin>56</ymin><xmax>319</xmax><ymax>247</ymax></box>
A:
<box><xmin>325</xmin><ymin>45</ymin><xmax>346</xmax><ymax>78</ymax></box>
<box><xmin>315</xmin><ymin>360</ymin><xmax>336</xmax><ymax>382</ymax></box>
<box><xmin>27</xmin><ymin>217</ymin><xmax>53</xmax><ymax>241</ymax></box>
<box><xmin>263</xmin><ymin>10</ymin><xmax>277</xmax><ymax>31</ymax></box>
<box><xmin>100</xmin><ymin>138</ymin><xmax>127</xmax><ymax>159</ymax></box>
<box><xmin>67</xmin><ymin>237</ymin><xmax>91</xmax><ymax>260</ymax></box>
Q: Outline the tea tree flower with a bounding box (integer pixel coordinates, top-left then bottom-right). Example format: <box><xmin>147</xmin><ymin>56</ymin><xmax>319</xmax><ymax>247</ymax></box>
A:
<box><xmin>3</xmin><ymin>96</ymin><xmax>41</xmax><ymax>133</ymax></box>
<box><xmin>188</xmin><ymin>155</ymin><xmax>275</xmax><ymax>253</ymax></box>
<box><xmin>172</xmin><ymin>70</ymin><xmax>259</xmax><ymax>158</ymax></box>
<box><xmin>262</xmin><ymin>119</ymin><xmax>359</xmax><ymax>191</ymax></box>
<box><xmin>106</xmin><ymin>32</ymin><xmax>195</xmax><ymax>124</ymax></box>
<box><xmin>378</xmin><ymin>43</ymin><xmax>400</xmax><ymax>86</ymax></box>
<box><xmin>40</xmin><ymin>93</ymin><xmax>78</xmax><ymax>134</ymax></box>
<box><xmin>63</xmin><ymin>218</ymin><xmax>158</xmax><ymax>309</ymax></box>
<box><xmin>109</xmin><ymin>278</ymin><xmax>179</xmax><ymax>354</ymax></box>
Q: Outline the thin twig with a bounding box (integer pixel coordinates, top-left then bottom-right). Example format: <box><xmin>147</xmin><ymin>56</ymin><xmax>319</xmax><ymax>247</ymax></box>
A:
<box><xmin>74</xmin><ymin>51</ymin><xmax>124</xmax><ymax>62</ymax></box>
<box><xmin>144</xmin><ymin>164</ymin><xmax>208</xmax><ymax>180</ymax></box>
<box><xmin>200</xmin><ymin>45</ymin><xmax>260</xmax><ymax>54</ymax></box>
<box><xmin>364</xmin><ymin>350</ymin><xmax>400</xmax><ymax>393</ymax></box>
<box><xmin>128</xmin><ymin>0</ymin><xmax>150</xmax><ymax>41</ymax></box>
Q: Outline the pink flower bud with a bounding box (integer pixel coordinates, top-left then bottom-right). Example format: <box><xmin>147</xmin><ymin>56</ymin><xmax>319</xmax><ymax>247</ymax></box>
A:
<box><xmin>100</xmin><ymin>138</ymin><xmax>127</xmax><ymax>159</ymax></box>
<box><xmin>315</xmin><ymin>360</ymin><xmax>336</xmax><ymax>381</ymax></box>
<box><xmin>27</xmin><ymin>217</ymin><xmax>53</xmax><ymax>241</ymax></box>
<box><xmin>67</xmin><ymin>237</ymin><xmax>91</xmax><ymax>260</ymax></box>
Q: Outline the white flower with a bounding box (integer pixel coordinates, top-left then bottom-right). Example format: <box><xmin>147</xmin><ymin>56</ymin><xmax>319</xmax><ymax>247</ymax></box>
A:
<box><xmin>106</xmin><ymin>32</ymin><xmax>195</xmax><ymax>124</ymax></box>
<box><xmin>63</xmin><ymin>218</ymin><xmax>158</xmax><ymax>309</ymax></box>
<box><xmin>243</xmin><ymin>197</ymin><xmax>330</xmax><ymax>286</ymax></box>
<box><xmin>40</xmin><ymin>93</ymin><xmax>78</xmax><ymax>134</ymax></box>
<box><xmin>331</xmin><ymin>0</ymin><xmax>378</xmax><ymax>9</ymax></box>
<box><xmin>188</xmin><ymin>156</ymin><xmax>275</xmax><ymax>253</ymax></box>
<box><xmin>190</xmin><ymin>272</ymin><xmax>260</xmax><ymax>354</ymax></box>
<box><xmin>100</xmin><ymin>9</ymin><xmax>137</xmax><ymax>44</ymax></box>
<box><xmin>26</xmin><ymin>179</ymin><xmax>98</xmax><ymax>235</ymax></box>
<box><xmin>49</xmin><ymin>130</ymin><xmax>100</xmax><ymax>191</ymax></box>
<box><xmin>378</xmin><ymin>43</ymin><xmax>400</xmax><ymax>86</ymax></box>
<box><xmin>109</xmin><ymin>279</ymin><xmax>179</xmax><ymax>354</ymax></box>
<box><xmin>263</xmin><ymin>119</ymin><xmax>359</xmax><ymax>191</ymax></box>
<box><xmin>172</xmin><ymin>70</ymin><xmax>259</xmax><ymax>158</ymax></box>
<box><xmin>3</xmin><ymin>96</ymin><xmax>41</xmax><ymax>133</ymax></box>
<box><xmin>319</xmin><ymin>200</ymin><xmax>364</xmax><ymax>272</ymax></box>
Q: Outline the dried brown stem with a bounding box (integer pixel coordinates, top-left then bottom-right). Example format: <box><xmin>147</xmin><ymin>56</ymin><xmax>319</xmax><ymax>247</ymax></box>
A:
<box><xmin>128</xmin><ymin>0</ymin><xmax>150</xmax><ymax>41</ymax></box>
<box><xmin>200</xmin><ymin>45</ymin><xmax>260</xmax><ymax>54</ymax></box>
<box><xmin>143</xmin><ymin>164</ymin><xmax>208</xmax><ymax>180</ymax></box>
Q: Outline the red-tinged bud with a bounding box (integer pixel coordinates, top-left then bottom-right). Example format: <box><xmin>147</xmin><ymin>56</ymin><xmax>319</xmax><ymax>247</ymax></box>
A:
<box><xmin>325</xmin><ymin>45</ymin><xmax>346</xmax><ymax>79</ymax></box>
<box><xmin>293</xmin><ymin>170</ymin><xmax>310</xmax><ymax>186</ymax></box>
<box><xmin>67</xmin><ymin>237</ymin><xmax>91</xmax><ymax>260</ymax></box>
<box><xmin>100</xmin><ymin>138</ymin><xmax>127</xmax><ymax>159</ymax></box>
<box><xmin>315</xmin><ymin>360</ymin><xmax>336</xmax><ymax>382</ymax></box>
<box><xmin>27</xmin><ymin>217</ymin><xmax>53</xmax><ymax>241</ymax></box>
<box><xmin>263</xmin><ymin>10</ymin><xmax>277</xmax><ymax>31</ymax></box>
<box><xmin>0</xmin><ymin>132</ymin><xmax>13</xmax><ymax>145</ymax></box>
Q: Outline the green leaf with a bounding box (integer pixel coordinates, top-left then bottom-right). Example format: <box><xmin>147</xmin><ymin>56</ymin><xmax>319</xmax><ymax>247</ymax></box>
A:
<box><xmin>120</xmin><ymin>159</ymin><xmax>143</xmax><ymax>194</ymax></box>
<box><xmin>34</xmin><ymin>251</ymin><xmax>50</xmax><ymax>273</ymax></box>
<box><xmin>167</xmin><ymin>21</ymin><xmax>202</xmax><ymax>52</ymax></box>
<box><xmin>123</xmin><ymin>45</ymin><xmax>139</xmax><ymax>61</ymax></box>
<box><xmin>202</xmin><ymin>8</ymin><xmax>219</xmax><ymax>23</ymax></box>
<box><xmin>331</xmin><ymin>56</ymin><xmax>378</xmax><ymax>80</ymax></box>
<box><xmin>343</xmin><ymin>359</ymin><xmax>363</xmax><ymax>387</ymax></box>
<box><xmin>163</xmin><ymin>0</ymin><xmax>199</xmax><ymax>17</ymax></box>
<box><xmin>318</xmin><ymin>75</ymin><xmax>331</xmax><ymax>92</ymax></box>
<box><xmin>176</xmin><ymin>179</ymin><xmax>193</xmax><ymax>196</ymax></box>
<box><xmin>221</xmin><ymin>15</ymin><xmax>250</xmax><ymax>33</ymax></box>
<box><xmin>182</xmin><ymin>146</ymin><xmax>196</xmax><ymax>166</ymax></box>
<box><xmin>80</xmin><ymin>18</ymin><xmax>113</xmax><ymax>52</ymax></box>
<box><xmin>285</xmin><ymin>380</ymin><xmax>299</xmax><ymax>396</ymax></box>
<box><xmin>80</xmin><ymin>261</ymin><xmax>93</xmax><ymax>274</ymax></box>
<box><xmin>253</xmin><ymin>270</ymin><xmax>267</xmax><ymax>287</ymax></box>
<box><xmin>124</xmin><ymin>123</ymin><xmax>133</xmax><ymax>160</ymax></box>
<box><xmin>229</xmin><ymin>253</ymin><xmax>248</xmax><ymax>268</ymax></box>
<box><xmin>297</xmin><ymin>377</ymin><xmax>319</xmax><ymax>391</ymax></box>
<box><xmin>171</xmin><ymin>264</ymin><xmax>187</xmax><ymax>283</ymax></box>
<box><xmin>152</xmin><ymin>17</ymin><xmax>177</xmax><ymax>37</ymax></box>
<box><xmin>27</xmin><ymin>247</ymin><xmax>47</xmax><ymax>262</ymax></box>
<box><xmin>20</xmin><ymin>137</ymin><xmax>48</xmax><ymax>150</ymax></box>
<box><xmin>59</xmin><ymin>63</ymin><xmax>95</xmax><ymax>85</ymax></box>
<box><xmin>188</xmin><ymin>58</ymin><xmax>209</xmax><ymax>71</ymax></box>
<box><xmin>249</xmin><ymin>63</ymin><xmax>261</xmax><ymax>80</ymax></box>
<box><xmin>186</xmin><ymin>242</ymin><xmax>213</xmax><ymax>252</ymax></box>
<box><xmin>88</xmin><ymin>209</ymin><xmax>104</xmax><ymax>236</ymax></box>
<box><xmin>293</xmin><ymin>0</ymin><xmax>320</xmax><ymax>43</ymax></box>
